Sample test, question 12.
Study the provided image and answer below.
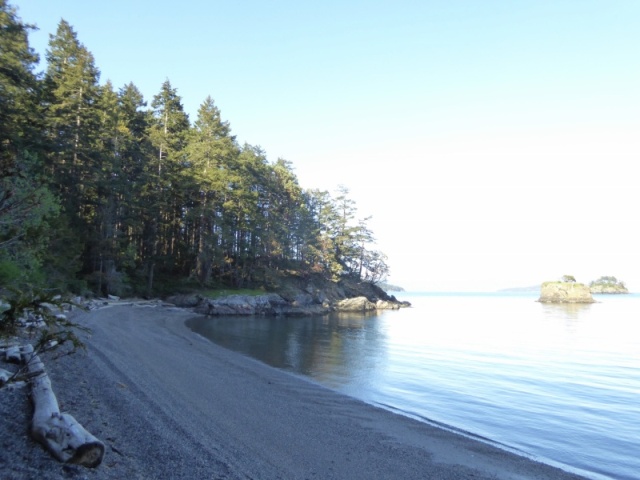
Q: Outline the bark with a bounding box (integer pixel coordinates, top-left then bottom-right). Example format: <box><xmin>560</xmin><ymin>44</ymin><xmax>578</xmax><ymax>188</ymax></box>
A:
<box><xmin>22</xmin><ymin>345</ymin><xmax>105</xmax><ymax>468</ymax></box>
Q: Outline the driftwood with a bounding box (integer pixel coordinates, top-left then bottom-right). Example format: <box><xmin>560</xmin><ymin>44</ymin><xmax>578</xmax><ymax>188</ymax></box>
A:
<box><xmin>22</xmin><ymin>345</ymin><xmax>105</xmax><ymax>468</ymax></box>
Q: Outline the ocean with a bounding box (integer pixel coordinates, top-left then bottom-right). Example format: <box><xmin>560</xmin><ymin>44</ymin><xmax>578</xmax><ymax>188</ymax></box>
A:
<box><xmin>186</xmin><ymin>292</ymin><xmax>640</xmax><ymax>480</ymax></box>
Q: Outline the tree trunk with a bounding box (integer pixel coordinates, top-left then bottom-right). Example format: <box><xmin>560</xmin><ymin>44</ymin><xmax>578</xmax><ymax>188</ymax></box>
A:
<box><xmin>22</xmin><ymin>345</ymin><xmax>105</xmax><ymax>468</ymax></box>
<box><xmin>146</xmin><ymin>260</ymin><xmax>155</xmax><ymax>298</ymax></box>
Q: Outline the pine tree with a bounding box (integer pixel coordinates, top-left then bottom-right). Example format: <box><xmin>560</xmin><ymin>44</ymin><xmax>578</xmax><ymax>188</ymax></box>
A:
<box><xmin>42</xmin><ymin>19</ymin><xmax>102</xmax><ymax>271</ymax></box>
<box><xmin>0</xmin><ymin>0</ymin><xmax>40</xmax><ymax>173</ymax></box>
<box><xmin>0</xmin><ymin>0</ymin><xmax>59</xmax><ymax>286</ymax></box>
<box><xmin>141</xmin><ymin>80</ymin><xmax>190</xmax><ymax>294</ymax></box>
<box><xmin>184</xmin><ymin>96</ymin><xmax>238</xmax><ymax>284</ymax></box>
<box><xmin>115</xmin><ymin>82</ymin><xmax>152</xmax><ymax>287</ymax></box>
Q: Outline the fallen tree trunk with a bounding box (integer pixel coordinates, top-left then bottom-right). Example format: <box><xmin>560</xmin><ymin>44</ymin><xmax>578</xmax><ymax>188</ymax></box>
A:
<box><xmin>22</xmin><ymin>345</ymin><xmax>105</xmax><ymax>468</ymax></box>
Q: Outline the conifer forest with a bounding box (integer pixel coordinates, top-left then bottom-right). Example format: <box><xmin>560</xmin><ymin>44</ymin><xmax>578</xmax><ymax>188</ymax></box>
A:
<box><xmin>0</xmin><ymin>1</ymin><xmax>389</xmax><ymax>297</ymax></box>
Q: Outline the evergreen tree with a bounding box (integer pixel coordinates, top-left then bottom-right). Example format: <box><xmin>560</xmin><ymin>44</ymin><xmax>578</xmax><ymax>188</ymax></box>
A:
<box><xmin>2</xmin><ymin>7</ymin><xmax>391</xmax><ymax>293</ymax></box>
<box><xmin>87</xmin><ymin>80</ymin><xmax>128</xmax><ymax>294</ymax></box>
<box><xmin>184</xmin><ymin>96</ymin><xmax>238</xmax><ymax>283</ymax></box>
<box><xmin>0</xmin><ymin>1</ymin><xmax>59</xmax><ymax>286</ymax></box>
<box><xmin>0</xmin><ymin>0</ymin><xmax>40</xmax><ymax>173</ymax></box>
<box><xmin>142</xmin><ymin>80</ymin><xmax>190</xmax><ymax>294</ymax></box>
<box><xmin>42</xmin><ymin>19</ymin><xmax>102</xmax><ymax>285</ymax></box>
<box><xmin>115</xmin><ymin>82</ymin><xmax>152</xmax><ymax>287</ymax></box>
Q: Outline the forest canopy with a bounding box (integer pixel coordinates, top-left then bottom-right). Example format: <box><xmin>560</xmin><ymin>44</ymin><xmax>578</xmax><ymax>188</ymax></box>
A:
<box><xmin>0</xmin><ymin>0</ymin><xmax>389</xmax><ymax>297</ymax></box>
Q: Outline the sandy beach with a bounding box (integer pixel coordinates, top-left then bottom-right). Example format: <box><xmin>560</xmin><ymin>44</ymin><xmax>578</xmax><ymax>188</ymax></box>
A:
<box><xmin>1</xmin><ymin>302</ymin><xmax>589</xmax><ymax>479</ymax></box>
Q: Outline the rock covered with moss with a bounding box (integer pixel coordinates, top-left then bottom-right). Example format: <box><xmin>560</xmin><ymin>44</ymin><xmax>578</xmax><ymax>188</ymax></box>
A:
<box><xmin>538</xmin><ymin>281</ymin><xmax>595</xmax><ymax>303</ymax></box>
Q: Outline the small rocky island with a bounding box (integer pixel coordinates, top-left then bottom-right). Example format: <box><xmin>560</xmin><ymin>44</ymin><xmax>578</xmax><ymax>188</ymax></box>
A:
<box><xmin>589</xmin><ymin>276</ymin><xmax>629</xmax><ymax>294</ymax></box>
<box><xmin>538</xmin><ymin>276</ymin><xmax>595</xmax><ymax>304</ymax></box>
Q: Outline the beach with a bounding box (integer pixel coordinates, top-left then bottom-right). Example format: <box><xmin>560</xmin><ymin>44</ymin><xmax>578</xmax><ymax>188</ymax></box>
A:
<box><xmin>1</xmin><ymin>302</ymin><xmax>588</xmax><ymax>479</ymax></box>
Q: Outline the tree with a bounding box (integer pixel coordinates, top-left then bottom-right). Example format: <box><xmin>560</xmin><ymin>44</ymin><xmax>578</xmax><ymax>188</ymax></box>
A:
<box><xmin>0</xmin><ymin>1</ymin><xmax>59</xmax><ymax>287</ymax></box>
<box><xmin>590</xmin><ymin>276</ymin><xmax>625</xmax><ymax>288</ymax></box>
<box><xmin>2</xmin><ymin>8</ymin><xmax>393</xmax><ymax>295</ymax></box>
<box><xmin>0</xmin><ymin>0</ymin><xmax>40</xmax><ymax>173</ymax></box>
<box><xmin>561</xmin><ymin>275</ymin><xmax>576</xmax><ymax>283</ymax></box>
<box><xmin>43</xmin><ymin>19</ymin><xmax>101</xmax><ymax>219</ymax></box>
<box><xmin>141</xmin><ymin>80</ymin><xmax>190</xmax><ymax>294</ymax></box>
<box><xmin>39</xmin><ymin>19</ymin><xmax>103</xmax><ymax>291</ymax></box>
<box><xmin>183</xmin><ymin>96</ymin><xmax>238</xmax><ymax>283</ymax></box>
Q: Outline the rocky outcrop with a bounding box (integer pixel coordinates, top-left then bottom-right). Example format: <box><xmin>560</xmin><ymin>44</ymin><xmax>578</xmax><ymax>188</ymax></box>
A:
<box><xmin>334</xmin><ymin>297</ymin><xmax>377</xmax><ymax>312</ymax></box>
<box><xmin>188</xmin><ymin>293</ymin><xmax>410</xmax><ymax>316</ymax></box>
<box><xmin>538</xmin><ymin>282</ymin><xmax>595</xmax><ymax>304</ymax></box>
<box><xmin>169</xmin><ymin>277</ymin><xmax>411</xmax><ymax>316</ymax></box>
<box><xmin>191</xmin><ymin>294</ymin><xmax>329</xmax><ymax>316</ymax></box>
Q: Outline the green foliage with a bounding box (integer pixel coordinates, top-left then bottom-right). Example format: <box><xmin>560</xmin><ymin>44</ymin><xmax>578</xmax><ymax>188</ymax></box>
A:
<box><xmin>1</xmin><ymin>2</ymin><xmax>61</xmax><ymax>288</ymax></box>
<box><xmin>201</xmin><ymin>288</ymin><xmax>265</xmax><ymax>299</ymax></box>
<box><xmin>0</xmin><ymin>286</ymin><xmax>86</xmax><ymax>352</ymax></box>
<box><xmin>0</xmin><ymin>259</ymin><xmax>21</xmax><ymax>285</ymax></box>
<box><xmin>561</xmin><ymin>275</ymin><xmax>576</xmax><ymax>283</ymax></box>
<box><xmin>0</xmin><ymin>0</ymin><xmax>41</xmax><ymax>172</ymax></box>
<box><xmin>590</xmin><ymin>276</ymin><xmax>626</xmax><ymax>288</ymax></box>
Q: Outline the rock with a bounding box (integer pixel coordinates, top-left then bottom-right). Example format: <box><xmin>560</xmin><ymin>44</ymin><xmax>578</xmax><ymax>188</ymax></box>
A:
<box><xmin>538</xmin><ymin>282</ymin><xmax>595</xmax><ymax>303</ymax></box>
<box><xmin>188</xmin><ymin>275</ymin><xmax>411</xmax><ymax>317</ymax></box>
<box><xmin>335</xmin><ymin>297</ymin><xmax>377</xmax><ymax>312</ymax></box>
<box><xmin>292</xmin><ymin>294</ymin><xmax>313</xmax><ymax>306</ymax></box>
<box><xmin>166</xmin><ymin>294</ymin><xmax>203</xmax><ymax>307</ymax></box>
<box><xmin>193</xmin><ymin>294</ymin><xmax>304</xmax><ymax>316</ymax></box>
<box><xmin>375</xmin><ymin>300</ymin><xmax>412</xmax><ymax>310</ymax></box>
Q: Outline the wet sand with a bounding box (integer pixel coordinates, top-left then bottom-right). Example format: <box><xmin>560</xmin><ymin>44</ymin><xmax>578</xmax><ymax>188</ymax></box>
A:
<box><xmin>1</xmin><ymin>302</ymin><xmax>589</xmax><ymax>479</ymax></box>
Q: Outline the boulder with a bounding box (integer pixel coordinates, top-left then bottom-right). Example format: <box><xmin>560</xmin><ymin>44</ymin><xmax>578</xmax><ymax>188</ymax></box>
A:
<box><xmin>166</xmin><ymin>294</ymin><xmax>202</xmax><ymax>307</ymax></box>
<box><xmin>538</xmin><ymin>282</ymin><xmax>595</xmax><ymax>303</ymax></box>
<box><xmin>335</xmin><ymin>297</ymin><xmax>377</xmax><ymax>312</ymax></box>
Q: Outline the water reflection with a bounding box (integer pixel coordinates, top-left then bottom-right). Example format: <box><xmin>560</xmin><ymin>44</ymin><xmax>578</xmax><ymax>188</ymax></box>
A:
<box><xmin>539</xmin><ymin>301</ymin><xmax>594</xmax><ymax>320</ymax></box>
<box><xmin>186</xmin><ymin>311</ymin><xmax>386</xmax><ymax>388</ymax></box>
<box><xmin>186</xmin><ymin>294</ymin><xmax>640</xmax><ymax>480</ymax></box>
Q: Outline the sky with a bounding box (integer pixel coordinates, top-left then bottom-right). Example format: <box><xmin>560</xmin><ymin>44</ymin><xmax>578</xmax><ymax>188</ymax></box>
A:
<box><xmin>14</xmin><ymin>0</ymin><xmax>640</xmax><ymax>292</ymax></box>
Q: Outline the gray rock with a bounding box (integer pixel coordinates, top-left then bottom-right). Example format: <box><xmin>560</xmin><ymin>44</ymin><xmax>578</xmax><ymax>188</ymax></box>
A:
<box><xmin>538</xmin><ymin>282</ymin><xmax>595</xmax><ymax>303</ymax></box>
<box><xmin>335</xmin><ymin>297</ymin><xmax>377</xmax><ymax>312</ymax></box>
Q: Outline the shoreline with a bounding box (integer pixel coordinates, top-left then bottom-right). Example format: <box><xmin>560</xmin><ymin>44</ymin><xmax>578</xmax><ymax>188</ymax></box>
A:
<box><xmin>2</xmin><ymin>302</ymin><xmax>589</xmax><ymax>479</ymax></box>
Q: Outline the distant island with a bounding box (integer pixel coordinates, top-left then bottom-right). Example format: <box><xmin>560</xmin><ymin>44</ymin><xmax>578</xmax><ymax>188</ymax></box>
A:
<box><xmin>538</xmin><ymin>276</ymin><xmax>595</xmax><ymax>303</ymax></box>
<box><xmin>589</xmin><ymin>276</ymin><xmax>629</xmax><ymax>294</ymax></box>
<box><xmin>537</xmin><ymin>274</ymin><xmax>630</xmax><ymax>303</ymax></box>
<box><xmin>378</xmin><ymin>282</ymin><xmax>405</xmax><ymax>292</ymax></box>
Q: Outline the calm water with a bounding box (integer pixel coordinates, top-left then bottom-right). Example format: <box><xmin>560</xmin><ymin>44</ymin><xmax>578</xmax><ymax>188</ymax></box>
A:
<box><xmin>186</xmin><ymin>292</ymin><xmax>640</xmax><ymax>480</ymax></box>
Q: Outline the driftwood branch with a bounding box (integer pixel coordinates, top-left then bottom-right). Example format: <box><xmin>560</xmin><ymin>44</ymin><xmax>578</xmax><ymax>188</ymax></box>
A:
<box><xmin>22</xmin><ymin>344</ymin><xmax>105</xmax><ymax>468</ymax></box>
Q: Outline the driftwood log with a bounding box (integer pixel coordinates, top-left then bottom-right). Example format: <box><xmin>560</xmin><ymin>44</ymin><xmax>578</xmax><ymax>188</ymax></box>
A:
<box><xmin>22</xmin><ymin>344</ymin><xmax>105</xmax><ymax>468</ymax></box>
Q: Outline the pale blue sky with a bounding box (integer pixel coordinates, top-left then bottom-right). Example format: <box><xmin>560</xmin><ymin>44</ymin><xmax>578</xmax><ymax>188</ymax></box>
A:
<box><xmin>15</xmin><ymin>1</ymin><xmax>640</xmax><ymax>291</ymax></box>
